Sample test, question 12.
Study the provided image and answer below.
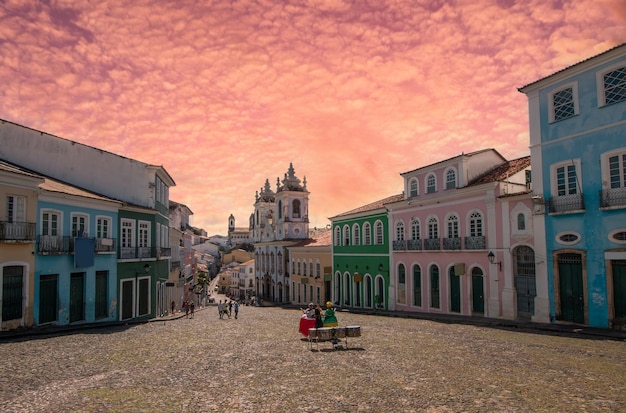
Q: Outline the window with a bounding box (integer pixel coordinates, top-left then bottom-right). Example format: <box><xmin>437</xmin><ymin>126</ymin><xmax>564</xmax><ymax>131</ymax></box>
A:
<box><xmin>446</xmin><ymin>214</ymin><xmax>459</xmax><ymax>238</ymax></box>
<box><xmin>549</xmin><ymin>83</ymin><xmax>578</xmax><ymax>122</ymax></box>
<box><xmin>309</xmin><ymin>262</ymin><xmax>313</xmax><ymax>277</ymax></box>
<box><xmin>411</xmin><ymin>219</ymin><xmax>420</xmax><ymax>240</ymax></box>
<box><xmin>96</xmin><ymin>216</ymin><xmax>111</xmax><ymax>239</ymax></box>
<box><xmin>609</xmin><ymin>152</ymin><xmax>626</xmax><ymax>189</ymax></box>
<box><xmin>556</xmin><ymin>232</ymin><xmax>580</xmax><ymax>245</ymax></box>
<box><xmin>396</xmin><ymin>222</ymin><xmax>405</xmax><ymax>241</ymax></box>
<box><xmin>352</xmin><ymin>224</ymin><xmax>361</xmax><ymax>246</ymax></box>
<box><xmin>609</xmin><ymin>229</ymin><xmax>626</xmax><ymax>244</ymax></box>
<box><xmin>599</xmin><ymin>65</ymin><xmax>626</xmax><ymax>106</ymax></box>
<box><xmin>469</xmin><ymin>212</ymin><xmax>483</xmax><ymax>237</ymax></box>
<box><xmin>427</xmin><ymin>217</ymin><xmax>438</xmax><ymax>239</ymax></box>
<box><xmin>375</xmin><ymin>221</ymin><xmax>384</xmax><ymax>245</ymax></box>
<box><xmin>334</xmin><ymin>226</ymin><xmax>341</xmax><ymax>246</ymax></box>
<box><xmin>551</xmin><ymin>160</ymin><xmax>581</xmax><ymax>198</ymax></box>
<box><xmin>138</xmin><ymin>221</ymin><xmax>150</xmax><ymax>248</ymax></box>
<box><xmin>292</xmin><ymin>200</ymin><xmax>301</xmax><ymax>218</ymax></box>
<box><xmin>6</xmin><ymin>195</ymin><xmax>25</xmax><ymax>223</ymax></box>
<box><xmin>302</xmin><ymin>260</ymin><xmax>306</xmax><ymax>276</ymax></box>
<box><xmin>121</xmin><ymin>219</ymin><xmax>134</xmax><ymax>248</ymax></box>
<box><xmin>278</xmin><ymin>200</ymin><xmax>282</xmax><ymax>219</ymax></box>
<box><xmin>71</xmin><ymin>214</ymin><xmax>88</xmax><ymax>237</ymax></box>
<box><xmin>343</xmin><ymin>225</ymin><xmax>350</xmax><ymax>246</ymax></box>
<box><xmin>397</xmin><ymin>264</ymin><xmax>406</xmax><ymax>305</ymax></box>
<box><xmin>42</xmin><ymin>210</ymin><xmax>60</xmax><ymax>236</ymax></box>
<box><xmin>409</xmin><ymin>178</ymin><xmax>419</xmax><ymax>197</ymax></box>
<box><xmin>316</xmin><ymin>262</ymin><xmax>320</xmax><ymax>278</ymax></box>
<box><xmin>445</xmin><ymin>168</ymin><xmax>456</xmax><ymax>189</ymax></box>
<box><xmin>426</xmin><ymin>173</ymin><xmax>436</xmax><ymax>193</ymax></box>
<box><xmin>517</xmin><ymin>213</ymin><xmax>526</xmax><ymax>231</ymax></box>
<box><xmin>364</xmin><ymin>223</ymin><xmax>372</xmax><ymax>245</ymax></box>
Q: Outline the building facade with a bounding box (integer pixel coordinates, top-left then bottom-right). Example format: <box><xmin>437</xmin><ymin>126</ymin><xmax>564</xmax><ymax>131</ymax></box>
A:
<box><xmin>519</xmin><ymin>44</ymin><xmax>626</xmax><ymax>328</ymax></box>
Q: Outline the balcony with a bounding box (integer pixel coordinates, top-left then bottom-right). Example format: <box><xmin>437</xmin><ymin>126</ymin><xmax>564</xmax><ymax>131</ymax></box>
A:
<box><xmin>443</xmin><ymin>237</ymin><xmax>461</xmax><ymax>250</ymax></box>
<box><xmin>407</xmin><ymin>239</ymin><xmax>422</xmax><ymax>251</ymax></box>
<box><xmin>38</xmin><ymin>235</ymin><xmax>71</xmax><ymax>254</ymax></box>
<box><xmin>424</xmin><ymin>238</ymin><xmax>440</xmax><ymax>250</ymax></box>
<box><xmin>94</xmin><ymin>238</ymin><xmax>116</xmax><ymax>253</ymax></box>
<box><xmin>464</xmin><ymin>236</ymin><xmax>485</xmax><ymax>250</ymax></box>
<box><xmin>158</xmin><ymin>247</ymin><xmax>172</xmax><ymax>258</ymax></box>
<box><xmin>600</xmin><ymin>188</ymin><xmax>626</xmax><ymax>209</ymax></box>
<box><xmin>392</xmin><ymin>240</ymin><xmax>406</xmax><ymax>251</ymax></box>
<box><xmin>0</xmin><ymin>221</ymin><xmax>36</xmax><ymax>242</ymax></box>
<box><xmin>120</xmin><ymin>246</ymin><xmax>156</xmax><ymax>259</ymax></box>
<box><xmin>548</xmin><ymin>194</ymin><xmax>585</xmax><ymax>213</ymax></box>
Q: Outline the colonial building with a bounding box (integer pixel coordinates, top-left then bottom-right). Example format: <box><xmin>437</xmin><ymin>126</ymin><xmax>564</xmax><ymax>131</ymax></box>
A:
<box><xmin>519</xmin><ymin>43</ymin><xmax>626</xmax><ymax>329</ymax></box>
<box><xmin>288</xmin><ymin>229</ymin><xmax>332</xmax><ymax>307</ymax></box>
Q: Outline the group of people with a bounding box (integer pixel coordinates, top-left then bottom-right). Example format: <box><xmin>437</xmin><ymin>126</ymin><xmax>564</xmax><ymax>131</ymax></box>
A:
<box><xmin>217</xmin><ymin>300</ymin><xmax>239</xmax><ymax>319</ymax></box>
<box><xmin>299</xmin><ymin>301</ymin><xmax>337</xmax><ymax>336</ymax></box>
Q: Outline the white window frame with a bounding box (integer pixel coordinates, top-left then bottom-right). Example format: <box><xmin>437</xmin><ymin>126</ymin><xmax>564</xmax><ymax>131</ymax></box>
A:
<box><xmin>409</xmin><ymin>178</ymin><xmax>419</xmax><ymax>197</ymax></box>
<box><xmin>550</xmin><ymin>159</ymin><xmax>582</xmax><ymax>197</ymax></box>
<box><xmin>410</xmin><ymin>218</ymin><xmax>420</xmax><ymax>240</ymax></box>
<box><xmin>374</xmin><ymin>221</ymin><xmax>384</xmax><ymax>245</ymax></box>
<box><xmin>596</xmin><ymin>62</ymin><xmax>626</xmax><ymax>107</ymax></box>
<box><xmin>121</xmin><ymin>219</ymin><xmax>135</xmax><ymax>248</ymax></box>
<box><xmin>41</xmin><ymin>209</ymin><xmax>62</xmax><ymax>236</ymax></box>
<box><xmin>343</xmin><ymin>225</ymin><xmax>350</xmax><ymax>246</ymax></box>
<box><xmin>426</xmin><ymin>173</ymin><xmax>437</xmax><ymax>194</ymax></box>
<box><xmin>334</xmin><ymin>226</ymin><xmax>341</xmax><ymax>246</ymax></box>
<box><xmin>395</xmin><ymin>221</ymin><xmax>405</xmax><ymax>241</ymax></box>
<box><xmin>96</xmin><ymin>216</ymin><xmax>112</xmax><ymax>239</ymax></box>
<box><xmin>446</xmin><ymin>213</ymin><xmax>459</xmax><ymax>239</ymax></box>
<box><xmin>467</xmin><ymin>211</ymin><xmax>483</xmax><ymax>237</ymax></box>
<box><xmin>444</xmin><ymin>168</ymin><xmax>457</xmax><ymax>190</ymax></box>
<box><xmin>352</xmin><ymin>224</ymin><xmax>361</xmax><ymax>246</ymax></box>
<box><xmin>548</xmin><ymin>81</ymin><xmax>579</xmax><ymax>123</ymax></box>
<box><xmin>6</xmin><ymin>195</ymin><xmax>26</xmax><ymax>223</ymax></box>
<box><xmin>427</xmin><ymin>216</ymin><xmax>439</xmax><ymax>239</ymax></box>
<box><xmin>71</xmin><ymin>213</ymin><xmax>89</xmax><ymax>237</ymax></box>
<box><xmin>600</xmin><ymin>147</ymin><xmax>626</xmax><ymax>189</ymax></box>
<box><xmin>138</xmin><ymin>220</ymin><xmax>151</xmax><ymax>248</ymax></box>
<box><xmin>364</xmin><ymin>222</ymin><xmax>372</xmax><ymax>245</ymax></box>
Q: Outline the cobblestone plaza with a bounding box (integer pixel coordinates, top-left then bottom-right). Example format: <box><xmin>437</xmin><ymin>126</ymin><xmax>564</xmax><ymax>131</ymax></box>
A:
<box><xmin>0</xmin><ymin>304</ymin><xmax>624</xmax><ymax>412</ymax></box>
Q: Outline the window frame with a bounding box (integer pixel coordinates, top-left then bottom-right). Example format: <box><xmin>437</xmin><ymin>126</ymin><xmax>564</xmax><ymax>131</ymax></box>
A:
<box><xmin>444</xmin><ymin>167</ymin><xmax>457</xmax><ymax>190</ymax></box>
<box><xmin>352</xmin><ymin>224</ymin><xmax>361</xmax><ymax>246</ymax></box>
<box><xmin>548</xmin><ymin>81</ymin><xmax>579</xmax><ymax>123</ymax></box>
<box><xmin>550</xmin><ymin>159</ymin><xmax>582</xmax><ymax>197</ymax></box>
<box><xmin>426</xmin><ymin>173</ymin><xmax>437</xmax><ymax>194</ymax></box>
<box><xmin>409</xmin><ymin>178</ymin><xmax>419</xmax><ymax>197</ymax></box>
<box><xmin>596</xmin><ymin>62</ymin><xmax>626</xmax><ymax>107</ymax></box>
<box><xmin>601</xmin><ymin>147</ymin><xmax>626</xmax><ymax>190</ymax></box>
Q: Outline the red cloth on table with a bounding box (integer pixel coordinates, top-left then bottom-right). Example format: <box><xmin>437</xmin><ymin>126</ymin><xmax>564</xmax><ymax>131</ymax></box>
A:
<box><xmin>299</xmin><ymin>315</ymin><xmax>316</xmax><ymax>337</ymax></box>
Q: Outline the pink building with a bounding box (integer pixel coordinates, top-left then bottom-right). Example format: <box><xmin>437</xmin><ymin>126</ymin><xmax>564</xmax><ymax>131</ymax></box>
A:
<box><xmin>386</xmin><ymin>149</ymin><xmax>546</xmax><ymax>322</ymax></box>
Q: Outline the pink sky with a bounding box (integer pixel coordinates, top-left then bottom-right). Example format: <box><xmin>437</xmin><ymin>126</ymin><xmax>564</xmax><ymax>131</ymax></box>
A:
<box><xmin>1</xmin><ymin>0</ymin><xmax>625</xmax><ymax>235</ymax></box>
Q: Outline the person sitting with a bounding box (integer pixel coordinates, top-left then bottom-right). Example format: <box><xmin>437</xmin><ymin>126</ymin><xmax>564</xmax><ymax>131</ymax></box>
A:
<box><xmin>322</xmin><ymin>301</ymin><xmax>338</xmax><ymax>327</ymax></box>
<box><xmin>314</xmin><ymin>305</ymin><xmax>324</xmax><ymax>329</ymax></box>
<box><xmin>301</xmin><ymin>303</ymin><xmax>315</xmax><ymax>319</ymax></box>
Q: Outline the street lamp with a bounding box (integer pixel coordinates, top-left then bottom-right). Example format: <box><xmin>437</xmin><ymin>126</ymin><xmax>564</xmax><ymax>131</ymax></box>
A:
<box><xmin>487</xmin><ymin>251</ymin><xmax>502</xmax><ymax>271</ymax></box>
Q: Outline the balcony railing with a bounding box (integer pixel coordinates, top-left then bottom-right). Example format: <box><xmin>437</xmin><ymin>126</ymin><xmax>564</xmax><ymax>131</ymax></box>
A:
<box><xmin>0</xmin><ymin>221</ymin><xmax>36</xmax><ymax>241</ymax></box>
<box><xmin>120</xmin><ymin>246</ymin><xmax>156</xmax><ymax>259</ymax></box>
<box><xmin>38</xmin><ymin>235</ymin><xmax>71</xmax><ymax>254</ymax></box>
<box><xmin>158</xmin><ymin>247</ymin><xmax>172</xmax><ymax>258</ymax></box>
<box><xmin>464</xmin><ymin>236</ymin><xmax>485</xmax><ymax>250</ymax></box>
<box><xmin>392</xmin><ymin>240</ymin><xmax>406</xmax><ymax>251</ymax></box>
<box><xmin>94</xmin><ymin>238</ymin><xmax>116</xmax><ymax>253</ymax></box>
<box><xmin>424</xmin><ymin>238</ymin><xmax>440</xmax><ymax>250</ymax></box>
<box><xmin>547</xmin><ymin>194</ymin><xmax>585</xmax><ymax>213</ymax></box>
<box><xmin>407</xmin><ymin>239</ymin><xmax>422</xmax><ymax>250</ymax></box>
<box><xmin>443</xmin><ymin>237</ymin><xmax>461</xmax><ymax>250</ymax></box>
<box><xmin>600</xmin><ymin>188</ymin><xmax>626</xmax><ymax>208</ymax></box>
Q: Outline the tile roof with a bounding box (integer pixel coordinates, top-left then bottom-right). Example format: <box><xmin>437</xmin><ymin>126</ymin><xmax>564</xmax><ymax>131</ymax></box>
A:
<box><xmin>290</xmin><ymin>229</ymin><xmax>332</xmax><ymax>247</ymax></box>
<box><xmin>330</xmin><ymin>193</ymin><xmax>404</xmax><ymax>219</ymax></box>
<box><xmin>400</xmin><ymin>148</ymin><xmax>500</xmax><ymax>176</ymax></box>
<box><xmin>468</xmin><ymin>156</ymin><xmax>530</xmax><ymax>186</ymax></box>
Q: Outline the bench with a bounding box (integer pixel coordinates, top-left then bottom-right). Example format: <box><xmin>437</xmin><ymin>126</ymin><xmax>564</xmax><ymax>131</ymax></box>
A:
<box><xmin>307</xmin><ymin>326</ymin><xmax>361</xmax><ymax>350</ymax></box>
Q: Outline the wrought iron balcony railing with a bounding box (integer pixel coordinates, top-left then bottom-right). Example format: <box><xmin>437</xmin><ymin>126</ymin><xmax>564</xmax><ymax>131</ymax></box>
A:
<box><xmin>424</xmin><ymin>238</ymin><xmax>440</xmax><ymax>250</ymax></box>
<box><xmin>443</xmin><ymin>237</ymin><xmax>461</xmax><ymax>250</ymax></box>
<box><xmin>94</xmin><ymin>238</ymin><xmax>116</xmax><ymax>253</ymax></box>
<box><xmin>547</xmin><ymin>194</ymin><xmax>585</xmax><ymax>213</ymax></box>
<box><xmin>392</xmin><ymin>240</ymin><xmax>406</xmax><ymax>251</ymax></box>
<box><xmin>0</xmin><ymin>221</ymin><xmax>36</xmax><ymax>241</ymax></box>
<box><xmin>600</xmin><ymin>188</ymin><xmax>626</xmax><ymax>208</ymax></box>
<box><xmin>407</xmin><ymin>239</ymin><xmax>422</xmax><ymax>250</ymax></box>
<box><xmin>38</xmin><ymin>235</ymin><xmax>71</xmax><ymax>254</ymax></box>
<box><xmin>120</xmin><ymin>246</ymin><xmax>157</xmax><ymax>259</ymax></box>
<box><xmin>464</xmin><ymin>236</ymin><xmax>485</xmax><ymax>250</ymax></box>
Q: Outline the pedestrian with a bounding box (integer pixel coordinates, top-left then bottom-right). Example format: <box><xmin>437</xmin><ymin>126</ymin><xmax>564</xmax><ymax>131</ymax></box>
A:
<box><xmin>322</xmin><ymin>301</ymin><xmax>338</xmax><ymax>327</ymax></box>
<box><xmin>190</xmin><ymin>301</ymin><xmax>195</xmax><ymax>319</ymax></box>
<box><xmin>234</xmin><ymin>301</ymin><xmax>239</xmax><ymax>319</ymax></box>
<box><xmin>184</xmin><ymin>300</ymin><xmax>189</xmax><ymax>318</ymax></box>
<box><xmin>228</xmin><ymin>301</ymin><xmax>233</xmax><ymax>319</ymax></box>
<box><xmin>170</xmin><ymin>300</ymin><xmax>175</xmax><ymax>315</ymax></box>
<box><xmin>218</xmin><ymin>300</ymin><xmax>223</xmax><ymax>319</ymax></box>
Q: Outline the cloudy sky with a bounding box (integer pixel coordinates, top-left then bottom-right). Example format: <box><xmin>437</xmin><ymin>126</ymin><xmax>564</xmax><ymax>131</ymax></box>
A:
<box><xmin>1</xmin><ymin>0</ymin><xmax>624</xmax><ymax>235</ymax></box>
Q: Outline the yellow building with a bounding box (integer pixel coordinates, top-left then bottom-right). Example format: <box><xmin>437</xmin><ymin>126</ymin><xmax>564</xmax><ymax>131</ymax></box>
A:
<box><xmin>287</xmin><ymin>229</ymin><xmax>332</xmax><ymax>307</ymax></box>
<box><xmin>0</xmin><ymin>161</ymin><xmax>44</xmax><ymax>330</ymax></box>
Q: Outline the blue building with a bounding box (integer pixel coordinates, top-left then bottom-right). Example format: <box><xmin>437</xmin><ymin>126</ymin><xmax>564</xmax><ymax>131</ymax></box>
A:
<box><xmin>520</xmin><ymin>44</ymin><xmax>626</xmax><ymax>328</ymax></box>
<box><xmin>35</xmin><ymin>175</ymin><xmax>121</xmax><ymax>326</ymax></box>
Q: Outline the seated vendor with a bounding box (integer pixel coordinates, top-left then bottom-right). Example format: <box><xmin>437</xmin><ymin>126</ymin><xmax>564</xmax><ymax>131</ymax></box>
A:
<box><xmin>322</xmin><ymin>301</ymin><xmax>338</xmax><ymax>327</ymax></box>
<box><xmin>301</xmin><ymin>302</ymin><xmax>315</xmax><ymax>319</ymax></box>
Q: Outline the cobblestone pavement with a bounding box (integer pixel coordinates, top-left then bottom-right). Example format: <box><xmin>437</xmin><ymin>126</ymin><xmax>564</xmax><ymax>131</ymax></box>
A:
<box><xmin>0</xmin><ymin>302</ymin><xmax>625</xmax><ymax>413</ymax></box>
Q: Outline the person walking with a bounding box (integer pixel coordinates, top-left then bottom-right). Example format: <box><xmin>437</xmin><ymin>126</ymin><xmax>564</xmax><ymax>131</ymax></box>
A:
<box><xmin>234</xmin><ymin>301</ymin><xmax>239</xmax><ymax>319</ymax></box>
<box><xmin>218</xmin><ymin>300</ymin><xmax>224</xmax><ymax>319</ymax></box>
<box><xmin>190</xmin><ymin>301</ymin><xmax>195</xmax><ymax>319</ymax></box>
<box><xmin>227</xmin><ymin>300</ymin><xmax>233</xmax><ymax>319</ymax></box>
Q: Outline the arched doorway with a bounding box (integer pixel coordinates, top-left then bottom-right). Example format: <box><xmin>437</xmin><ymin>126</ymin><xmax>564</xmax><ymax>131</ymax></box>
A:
<box><xmin>513</xmin><ymin>246</ymin><xmax>536</xmax><ymax>320</ymax></box>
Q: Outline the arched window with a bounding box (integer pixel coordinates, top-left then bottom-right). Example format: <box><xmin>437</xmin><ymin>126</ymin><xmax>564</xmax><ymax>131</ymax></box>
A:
<box><xmin>409</xmin><ymin>178</ymin><xmax>419</xmax><ymax>197</ymax></box>
<box><xmin>411</xmin><ymin>219</ymin><xmax>420</xmax><ymax>240</ymax></box>
<box><xmin>397</xmin><ymin>263</ymin><xmax>406</xmax><ymax>304</ymax></box>
<box><xmin>428</xmin><ymin>217</ymin><xmax>438</xmax><ymax>239</ymax></box>
<box><xmin>517</xmin><ymin>213</ymin><xmax>526</xmax><ymax>230</ymax></box>
<box><xmin>469</xmin><ymin>211</ymin><xmax>483</xmax><ymax>237</ymax></box>
<box><xmin>278</xmin><ymin>200</ymin><xmax>283</xmax><ymax>219</ymax></box>
<box><xmin>375</xmin><ymin>221</ymin><xmax>384</xmax><ymax>244</ymax></box>
<box><xmin>343</xmin><ymin>225</ymin><xmax>350</xmax><ymax>246</ymax></box>
<box><xmin>353</xmin><ymin>224</ymin><xmax>361</xmax><ymax>246</ymax></box>
<box><xmin>292</xmin><ymin>199</ymin><xmax>301</xmax><ymax>218</ymax></box>
<box><xmin>334</xmin><ymin>226</ymin><xmax>341</xmax><ymax>246</ymax></box>
<box><xmin>445</xmin><ymin>168</ymin><xmax>456</xmax><ymax>189</ymax></box>
<box><xmin>396</xmin><ymin>221</ymin><xmax>405</xmax><ymax>241</ymax></box>
<box><xmin>447</xmin><ymin>214</ymin><xmax>459</xmax><ymax>238</ymax></box>
<box><xmin>413</xmin><ymin>264</ymin><xmax>422</xmax><ymax>307</ymax></box>
<box><xmin>364</xmin><ymin>222</ymin><xmax>372</xmax><ymax>245</ymax></box>
<box><xmin>302</xmin><ymin>259</ymin><xmax>306</xmax><ymax>276</ymax></box>
<box><xmin>426</xmin><ymin>173</ymin><xmax>436</xmax><ymax>193</ymax></box>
